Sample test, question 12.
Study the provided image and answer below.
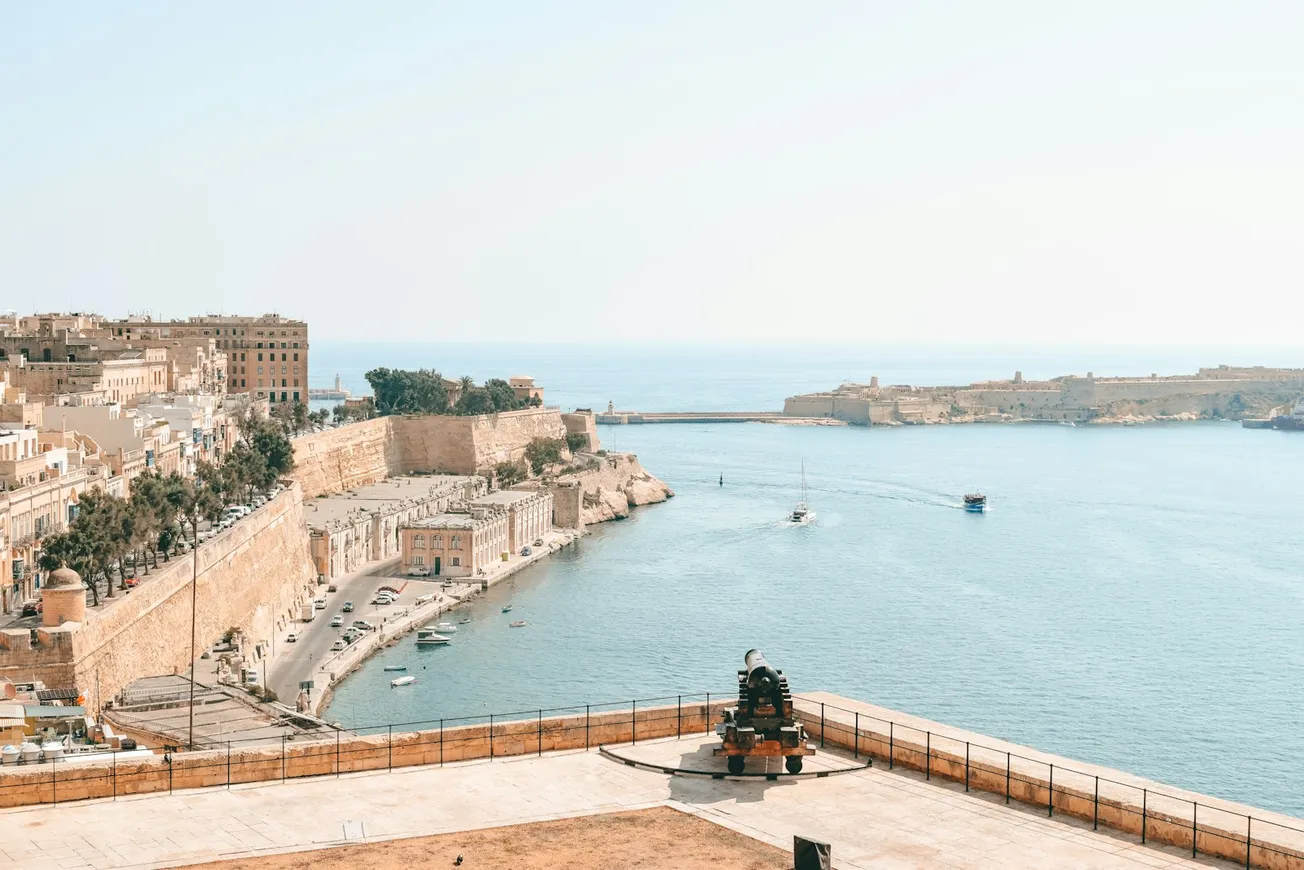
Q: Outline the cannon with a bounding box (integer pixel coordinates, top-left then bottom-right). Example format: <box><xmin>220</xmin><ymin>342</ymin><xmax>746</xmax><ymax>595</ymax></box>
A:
<box><xmin>713</xmin><ymin>649</ymin><xmax>815</xmax><ymax>774</ymax></box>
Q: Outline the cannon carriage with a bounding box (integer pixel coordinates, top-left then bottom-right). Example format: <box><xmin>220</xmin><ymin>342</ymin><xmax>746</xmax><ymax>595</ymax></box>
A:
<box><xmin>714</xmin><ymin>649</ymin><xmax>816</xmax><ymax>774</ymax></box>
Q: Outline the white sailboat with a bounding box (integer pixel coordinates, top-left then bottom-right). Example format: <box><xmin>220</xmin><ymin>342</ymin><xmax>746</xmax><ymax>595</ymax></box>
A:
<box><xmin>789</xmin><ymin>461</ymin><xmax>816</xmax><ymax>525</ymax></box>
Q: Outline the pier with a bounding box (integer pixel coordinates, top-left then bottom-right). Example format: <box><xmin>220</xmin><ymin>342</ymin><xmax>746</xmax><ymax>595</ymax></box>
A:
<box><xmin>596</xmin><ymin>410</ymin><xmax>784</xmax><ymax>424</ymax></box>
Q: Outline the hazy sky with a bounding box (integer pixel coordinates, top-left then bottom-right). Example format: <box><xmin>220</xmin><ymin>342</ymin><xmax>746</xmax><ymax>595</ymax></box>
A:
<box><xmin>2</xmin><ymin>3</ymin><xmax>1301</xmax><ymax>343</ymax></box>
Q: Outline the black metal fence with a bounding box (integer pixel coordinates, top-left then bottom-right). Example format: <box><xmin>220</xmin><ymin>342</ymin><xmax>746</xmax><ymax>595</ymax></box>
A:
<box><xmin>3</xmin><ymin>690</ymin><xmax>1303</xmax><ymax>868</ymax></box>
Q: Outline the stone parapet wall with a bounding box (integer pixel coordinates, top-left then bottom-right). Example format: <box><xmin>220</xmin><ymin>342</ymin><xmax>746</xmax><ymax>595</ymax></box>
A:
<box><xmin>5</xmin><ymin>487</ymin><xmax>317</xmax><ymax>712</ymax></box>
<box><xmin>293</xmin><ymin>417</ymin><xmax>398</xmax><ymax>499</ymax></box>
<box><xmin>0</xmin><ymin>698</ymin><xmax>730</xmax><ymax>809</ymax></box>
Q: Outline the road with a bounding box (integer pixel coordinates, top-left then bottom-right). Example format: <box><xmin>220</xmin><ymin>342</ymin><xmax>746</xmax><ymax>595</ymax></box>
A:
<box><xmin>267</xmin><ymin>558</ymin><xmax>408</xmax><ymax>705</ymax></box>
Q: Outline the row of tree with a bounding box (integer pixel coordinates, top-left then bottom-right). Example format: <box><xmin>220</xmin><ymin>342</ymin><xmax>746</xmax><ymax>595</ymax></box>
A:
<box><xmin>270</xmin><ymin>401</ymin><xmax>331</xmax><ymax>436</ymax></box>
<box><xmin>38</xmin><ymin>412</ymin><xmax>296</xmax><ymax>606</ymax></box>
<box><xmin>363</xmin><ymin>368</ymin><xmax>542</xmax><ymax>417</ymax></box>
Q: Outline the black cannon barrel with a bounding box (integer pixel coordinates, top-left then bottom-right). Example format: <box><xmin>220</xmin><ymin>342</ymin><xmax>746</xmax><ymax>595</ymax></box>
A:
<box><xmin>744</xmin><ymin>648</ymin><xmax>781</xmax><ymax>692</ymax></box>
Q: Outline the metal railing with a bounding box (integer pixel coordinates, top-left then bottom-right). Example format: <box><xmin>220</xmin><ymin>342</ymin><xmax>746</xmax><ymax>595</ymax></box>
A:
<box><xmin>2</xmin><ymin>691</ymin><xmax>1302</xmax><ymax>868</ymax></box>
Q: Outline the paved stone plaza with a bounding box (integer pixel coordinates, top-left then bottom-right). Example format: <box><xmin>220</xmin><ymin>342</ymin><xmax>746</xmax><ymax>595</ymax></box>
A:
<box><xmin>0</xmin><ymin>734</ymin><xmax>1230</xmax><ymax>869</ymax></box>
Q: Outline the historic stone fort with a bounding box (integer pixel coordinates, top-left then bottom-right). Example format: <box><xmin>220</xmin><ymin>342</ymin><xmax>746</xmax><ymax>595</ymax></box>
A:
<box><xmin>784</xmin><ymin>365</ymin><xmax>1304</xmax><ymax>425</ymax></box>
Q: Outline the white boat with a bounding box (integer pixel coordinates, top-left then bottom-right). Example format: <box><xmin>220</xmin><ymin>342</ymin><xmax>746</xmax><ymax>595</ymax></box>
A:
<box><xmin>383</xmin><ymin>665</ymin><xmax>407</xmax><ymax>672</ymax></box>
<box><xmin>390</xmin><ymin>675</ymin><xmax>417</xmax><ymax>687</ymax></box>
<box><xmin>435</xmin><ymin>622</ymin><xmax>457</xmax><ymax>633</ymax></box>
<box><xmin>789</xmin><ymin>460</ymin><xmax>816</xmax><ymax>525</ymax></box>
<box><xmin>416</xmin><ymin>628</ymin><xmax>451</xmax><ymax>646</ymax></box>
<box><xmin>457</xmin><ymin>617</ymin><xmax>471</xmax><ymax>625</ymax></box>
<box><xmin>510</xmin><ymin>620</ymin><xmax>528</xmax><ymax>628</ymax></box>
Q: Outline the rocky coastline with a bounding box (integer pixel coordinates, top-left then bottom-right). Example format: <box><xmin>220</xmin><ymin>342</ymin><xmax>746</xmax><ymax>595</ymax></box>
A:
<box><xmin>559</xmin><ymin>452</ymin><xmax>674</xmax><ymax>525</ymax></box>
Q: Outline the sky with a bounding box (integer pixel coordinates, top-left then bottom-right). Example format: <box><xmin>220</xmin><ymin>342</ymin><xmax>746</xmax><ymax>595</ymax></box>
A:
<box><xmin>2</xmin><ymin>2</ymin><xmax>1302</xmax><ymax>343</ymax></box>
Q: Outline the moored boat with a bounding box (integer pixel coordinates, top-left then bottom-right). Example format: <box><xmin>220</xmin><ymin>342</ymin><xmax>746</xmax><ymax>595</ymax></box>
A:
<box><xmin>383</xmin><ymin>665</ymin><xmax>407</xmax><ymax>672</ymax></box>
<box><xmin>435</xmin><ymin>622</ymin><xmax>457</xmax><ymax>633</ymax></box>
<box><xmin>390</xmin><ymin>675</ymin><xmax>417</xmax><ymax>687</ymax></box>
<box><xmin>416</xmin><ymin>628</ymin><xmax>451</xmax><ymax>645</ymax></box>
<box><xmin>963</xmin><ymin>493</ymin><xmax>987</xmax><ymax>513</ymax></box>
<box><xmin>502</xmin><ymin>604</ymin><xmax>513</xmax><ymax>613</ymax></box>
<box><xmin>510</xmin><ymin>620</ymin><xmax>528</xmax><ymax>628</ymax></box>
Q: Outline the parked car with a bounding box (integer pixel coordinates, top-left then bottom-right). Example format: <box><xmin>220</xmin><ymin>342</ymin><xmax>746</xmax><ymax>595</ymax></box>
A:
<box><xmin>327</xmin><ymin>583</ymin><xmax>338</xmax><ymax>593</ymax></box>
<box><xmin>408</xmin><ymin>566</ymin><xmax>431</xmax><ymax>577</ymax></box>
<box><xmin>21</xmin><ymin>600</ymin><xmax>40</xmax><ymax>617</ymax></box>
<box><xmin>533</xmin><ymin>538</ymin><xmax>544</xmax><ymax>547</ymax></box>
<box><xmin>330</xmin><ymin>615</ymin><xmax>344</xmax><ymax>627</ymax></box>
<box><xmin>352</xmin><ymin>620</ymin><xmax>375</xmax><ymax>632</ymax></box>
<box><xmin>377</xmin><ymin>585</ymin><xmax>401</xmax><ymax>595</ymax></box>
<box><xmin>123</xmin><ymin>576</ymin><xmax>140</xmax><ymax>588</ymax></box>
<box><xmin>285</xmin><ymin>632</ymin><xmax>299</xmax><ymax>643</ymax></box>
<box><xmin>521</xmin><ymin>547</ymin><xmax>532</xmax><ymax>557</ymax></box>
<box><xmin>342</xmin><ymin>601</ymin><xmax>355</xmax><ymax>612</ymax></box>
<box><xmin>313</xmin><ymin>598</ymin><xmax>327</xmax><ymax>610</ymax></box>
<box><xmin>331</xmin><ymin>639</ymin><xmax>347</xmax><ymax>651</ymax></box>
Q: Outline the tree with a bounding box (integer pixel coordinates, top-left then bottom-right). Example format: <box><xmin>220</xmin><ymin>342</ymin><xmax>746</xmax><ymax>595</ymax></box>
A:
<box><xmin>309</xmin><ymin>408</ymin><xmax>330</xmax><ymax>429</ymax></box>
<box><xmin>528</xmin><ymin>395</ymin><xmax>543</xmax><ymax>407</ymax></box>
<box><xmin>523</xmin><ymin>437</ymin><xmax>564</xmax><ymax>475</ymax></box>
<box><xmin>484</xmin><ymin>379</ymin><xmax>522</xmax><ymax>412</ymax></box>
<box><xmin>565</xmin><ymin>432</ymin><xmax>588</xmax><ymax>455</ymax></box>
<box><xmin>455</xmin><ymin>387</ymin><xmax>495</xmax><ymax>416</ymax></box>
<box><xmin>365</xmin><ymin>368</ymin><xmax>450</xmax><ymax>415</ymax></box>
<box><xmin>494</xmin><ymin>460</ymin><xmax>527</xmax><ymax>488</ymax></box>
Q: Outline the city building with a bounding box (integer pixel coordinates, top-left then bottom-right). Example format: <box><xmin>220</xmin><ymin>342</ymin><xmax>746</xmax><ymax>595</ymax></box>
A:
<box><xmin>400</xmin><ymin>509</ymin><xmax>509</xmax><ymax>578</ymax></box>
<box><xmin>306</xmin><ymin>476</ymin><xmax>486</xmax><ymax>581</ymax></box>
<box><xmin>93</xmin><ymin>314</ymin><xmax>308</xmax><ymax>405</ymax></box>
<box><xmin>467</xmin><ymin>489</ymin><xmax>553</xmax><ymax>553</ymax></box>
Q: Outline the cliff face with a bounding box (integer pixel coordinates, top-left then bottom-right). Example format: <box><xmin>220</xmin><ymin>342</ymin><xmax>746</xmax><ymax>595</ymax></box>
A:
<box><xmin>562</xmin><ymin>453</ymin><xmax>674</xmax><ymax>524</ymax></box>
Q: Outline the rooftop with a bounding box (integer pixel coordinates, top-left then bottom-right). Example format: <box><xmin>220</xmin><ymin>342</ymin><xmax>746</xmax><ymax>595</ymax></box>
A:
<box><xmin>304</xmin><ymin>475</ymin><xmax>475</xmax><ymax>528</ymax></box>
<box><xmin>407</xmin><ymin>511</ymin><xmax>491</xmax><ymax>530</ymax></box>
<box><xmin>469</xmin><ymin>489</ymin><xmax>538</xmax><ymax>506</ymax></box>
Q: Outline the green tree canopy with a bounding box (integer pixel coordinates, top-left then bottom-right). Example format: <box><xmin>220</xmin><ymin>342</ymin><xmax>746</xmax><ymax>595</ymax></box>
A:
<box><xmin>365</xmin><ymin>368</ymin><xmax>450</xmax><ymax>415</ymax></box>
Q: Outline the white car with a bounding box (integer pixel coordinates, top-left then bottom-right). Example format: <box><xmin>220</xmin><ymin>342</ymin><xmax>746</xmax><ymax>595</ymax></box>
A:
<box><xmin>408</xmin><ymin>566</ymin><xmax>431</xmax><ymax>577</ymax></box>
<box><xmin>331</xmin><ymin>638</ymin><xmax>346</xmax><ymax>651</ymax></box>
<box><xmin>330</xmin><ymin>615</ymin><xmax>344</xmax><ymax>627</ymax></box>
<box><xmin>285</xmin><ymin>632</ymin><xmax>298</xmax><ymax>643</ymax></box>
<box><xmin>313</xmin><ymin>598</ymin><xmax>327</xmax><ymax>610</ymax></box>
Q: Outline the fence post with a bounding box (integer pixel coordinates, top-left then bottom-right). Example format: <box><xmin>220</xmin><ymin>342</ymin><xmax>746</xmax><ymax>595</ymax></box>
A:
<box><xmin>585</xmin><ymin>704</ymin><xmax>590</xmax><ymax>749</ymax></box>
<box><xmin>964</xmin><ymin>742</ymin><xmax>969</xmax><ymax>791</ymax></box>
<box><xmin>281</xmin><ymin>735</ymin><xmax>287</xmax><ymax>782</ymax></box>
<box><xmin>388</xmin><ymin>725</ymin><xmax>393</xmax><ymax>771</ymax></box>
<box><xmin>1005</xmin><ymin>752</ymin><xmax>1010</xmax><ymax>803</ymax></box>
<box><xmin>854</xmin><ymin>712</ymin><xmax>859</xmax><ymax>759</ymax></box>
<box><xmin>489</xmin><ymin>713</ymin><xmax>495</xmax><ymax>759</ymax></box>
<box><xmin>925</xmin><ymin>732</ymin><xmax>930</xmax><ymax>780</ymax></box>
<box><xmin>1048</xmin><ymin>764</ymin><xmax>1054</xmax><ymax>817</ymax></box>
<box><xmin>632</xmin><ymin>700</ymin><xmax>637</xmax><ymax>745</ymax></box>
<box><xmin>440</xmin><ymin>719</ymin><xmax>444</xmax><ymax>766</ymax></box>
<box><xmin>1093</xmin><ymin>776</ymin><xmax>1099</xmax><ymax>830</ymax></box>
<box><xmin>820</xmin><ymin>704</ymin><xmax>826</xmax><ymax>748</ymax></box>
<box><xmin>113</xmin><ymin>750</ymin><xmax>117</xmax><ymax>800</ymax></box>
<box><xmin>538</xmin><ymin>710</ymin><xmax>543</xmax><ymax>757</ymax></box>
<box><xmin>51</xmin><ymin>757</ymin><xmax>57</xmax><ymax>805</ymax></box>
<box><xmin>1193</xmin><ymin>802</ymin><xmax>1198</xmax><ymax>858</ymax></box>
<box><xmin>677</xmin><ymin>696</ymin><xmax>682</xmax><ymax>738</ymax></box>
<box><xmin>1142</xmin><ymin>789</ymin><xmax>1148</xmax><ymax>844</ymax></box>
<box><xmin>1246</xmin><ymin>816</ymin><xmax>1252</xmax><ymax>869</ymax></box>
<box><xmin>889</xmin><ymin>722</ymin><xmax>894</xmax><ymax>770</ymax></box>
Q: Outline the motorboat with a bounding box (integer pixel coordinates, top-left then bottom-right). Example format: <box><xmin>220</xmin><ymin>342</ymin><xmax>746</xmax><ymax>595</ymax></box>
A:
<box><xmin>964</xmin><ymin>493</ymin><xmax>987</xmax><ymax>513</ymax></box>
<box><xmin>390</xmin><ymin>675</ymin><xmax>417</xmax><ymax>687</ymax></box>
<box><xmin>416</xmin><ymin>628</ymin><xmax>451</xmax><ymax>646</ymax></box>
<box><xmin>789</xmin><ymin>460</ymin><xmax>816</xmax><ymax>525</ymax></box>
<box><xmin>458</xmin><ymin>617</ymin><xmax>471</xmax><ymax>625</ymax></box>
<box><xmin>502</xmin><ymin>604</ymin><xmax>513</xmax><ymax>613</ymax></box>
<box><xmin>510</xmin><ymin>620</ymin><xmax>528</xmax><ymax>628</ymax></box>
<box><xmin>383</xmin><ymin>665</ymin><xmax>407</xmax><ymax>672</ymax></box>
<box><xmin>435</xmin><ymin>622</ymin><xmax>457</xmax><ymax>633</ymax></box>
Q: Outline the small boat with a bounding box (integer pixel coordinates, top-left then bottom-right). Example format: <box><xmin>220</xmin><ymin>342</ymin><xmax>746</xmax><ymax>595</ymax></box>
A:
<box><xmin>435</xmin><ymin>622</ymin><xmax>457</xmax><ymax>633</ymax></box>
<box><xmin>789</xmin><ymin>460</ymin><xmax>816</xmax><ymax>525</ymax></box>
<box><xmin>416</xmin><ymin>628</ymin><xmax>451</xmax><ymax>646</ymax></box>
<box><xmin>383</xmin><ymin>665</ymin><xmax>407</xmax><ymax>672</ymax></box>
<box><xmin>963</xmin><ymin>493</ymin><xmax>987</xmax><ymax>513</ymax></box>
<box><xmin>502</xmin><ymin>604</ymin><xmax>513</xmax><ymax>613</ymax></box>
<box><xmin>510</xmin><ymin>620</ymin><xmax>528</xmax><ymax>628</ymax></box>
<box><xmin>458</xmin><ymin>617</ymin><xmax>471</xmax><ymax>624</ymax></box>
<box><xmin>390</xmin><ymin>675</ymin><xmax>417</xmax><ymax>687</ymax></box>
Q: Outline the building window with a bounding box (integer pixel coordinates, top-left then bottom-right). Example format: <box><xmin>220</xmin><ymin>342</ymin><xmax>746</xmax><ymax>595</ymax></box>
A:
<box><xmin>293</xmin><ymin>353</ymin><xmax>299</xmax><ymax>361</ymax></box>
<box><xmin>414</xmin><ymin>534</ymin><xmax>425</xmax><ymax>549</ymax></box>
<box><xmin>450</xmin><ymin>557</ymin><xmax>461</xmax><ymax>567</ymax></box>
<box><xmin>241</xmin><ymin>379</ymin><xmax>246</xmax><ymax>387</ymax></box>
<box><xmin>257</xmin><ymin>352</ymin><xmax>263</xmax><ymax>361</ymax></box>
<box><xmin>293</xmin><ymin>342</ymin><xmax>300</xmax><ymax>349</ymax></box>
<box><xmin>281</xmin><ymin>378</ymin><xmax>287</xmax><ymax>387</ymax></box>
<box><xmin>451</xmin><ymin>535</ymin><xmax>461</xmax><ymax>550</ymax></box>
<box><xmin>432</xmin><ymin>534</ymin><xmax>442</xmax><ymax>549</ymax></box>
<box><xmin>293</xmin><ymin>391</ymin><xmax>300</xmax><ymax>402</ymax></box>
<box><xmin>257</xmin><ymin>366</ymin><xmax>263</xmax><ymax>375</ymax></box>
<box><xmin>412</xmin><ymin>555</ymin><xmax>424</xmax><ymax>566</ymax></box>
<box><xmin>280</xmin><ymin>391</ymin><xmax>287</xmax><ymax>402</ymax></box>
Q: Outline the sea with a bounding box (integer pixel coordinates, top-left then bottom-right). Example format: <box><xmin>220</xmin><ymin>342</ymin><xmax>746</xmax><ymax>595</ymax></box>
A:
<box><xmin>312</xmin><ymin>342</ymin><xmax>1304</xmax><ymax>816</ymax></box>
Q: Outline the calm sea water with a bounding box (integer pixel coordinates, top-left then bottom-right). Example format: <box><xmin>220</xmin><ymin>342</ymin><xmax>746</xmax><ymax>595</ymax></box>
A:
<box><xmin>317</xmin><ymin>342</ymin><xmax>1304</xmax><ymax>815</ymax></box>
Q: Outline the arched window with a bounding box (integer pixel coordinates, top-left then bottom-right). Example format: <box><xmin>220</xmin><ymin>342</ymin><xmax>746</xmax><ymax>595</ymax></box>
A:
<box><xmin>413</xmin><ymin>534</ymin><xmax>425</xmax><ymax>549</ymax></box>
<box><xmin>432</xmin><ymin>534</ymin><xmax>443</xmax><ymax>549</ymax></box>
<box><xmin>451</xmin><ymin>535</ymin><xmax>462</xmax><ymax>550</ymax></box>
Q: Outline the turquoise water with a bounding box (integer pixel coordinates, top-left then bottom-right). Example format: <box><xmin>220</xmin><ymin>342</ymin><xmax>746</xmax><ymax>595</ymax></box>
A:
<box><xmin>316</xmin><ymin>343</ymin><xmax>1304</xmax><ymax>815</ymax></box>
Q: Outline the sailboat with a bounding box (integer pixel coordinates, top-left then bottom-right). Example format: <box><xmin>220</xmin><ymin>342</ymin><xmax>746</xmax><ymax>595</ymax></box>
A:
<box><xmin>789</xmin><ymin>461</ymin><xmax>816</xmax><ymax>525</ymax></box>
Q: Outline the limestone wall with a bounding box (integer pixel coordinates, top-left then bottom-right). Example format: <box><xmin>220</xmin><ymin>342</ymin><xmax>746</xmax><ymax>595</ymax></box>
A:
<box><xmin>66</xmin><ymin>487</ymin><xmax>314</xmax><ymax>711</ymax></box>
<box><xmin>294</xmin><ymin>409</ymin><xmax>570</xmax><ymax>498</ymax></box>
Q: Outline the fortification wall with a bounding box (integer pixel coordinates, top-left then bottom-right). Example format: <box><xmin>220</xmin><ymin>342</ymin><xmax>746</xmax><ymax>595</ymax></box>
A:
<box><xmin>293</xmin><ymin>417</ymin><xmax>397</xmax><ymax>499</ymax></box>
<box><xmin>784</xmin><ymin>395</ymin><xmax>871</xmax><ymax>423</ymax></box>
<box><xmin>67</xmin><ymin>487</ymin><xmax>314</xmax><ymax>711</ymax></box>
<box><xmin>294</xmin><ymin>409</ymin><xmax>570</xmax><ymax>497</ymax></box>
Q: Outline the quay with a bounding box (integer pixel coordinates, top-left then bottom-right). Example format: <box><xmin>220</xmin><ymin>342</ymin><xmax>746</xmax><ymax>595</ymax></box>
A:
<box><xmin>3</xmin><ymin>691</ymin><xmax>1301</xmax><ymax>868</ymax></box>
<box><xmin>597</xmin><ymin>410</ymin><xmax>784</xmax><ymax>424</ymax></box>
